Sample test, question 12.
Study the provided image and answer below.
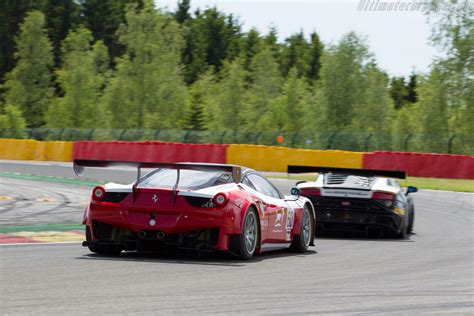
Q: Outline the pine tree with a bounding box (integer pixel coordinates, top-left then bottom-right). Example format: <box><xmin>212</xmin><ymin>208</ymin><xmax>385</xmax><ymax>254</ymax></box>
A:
<box><xmin>404</xmin><ymin>73</ymin><xmax>418</xmax><ymax>103</ymax></box>
<box><xmin>264</xmin><ymin>26</ymin><xmax>282</xmax><ymax>62</ymax></box>
<box><xmin>46</xmin><ymin>27</ymin><xmax>109</xmax><ymax>128</ymax></box>
<box><xmin>390</xmin><ymin>76</ymin><xmax>407</xmax><ymax>109</ymax></box>
<box><xmin>181</xmin><ymin>7</ymin><xmax>241</xmax><ymax>83</ymax></box>
<box><xmin>281</xmin><ymin>31</ymin><xmax>310</xmax><ymax>78</ymax></box>
<box><xmin>44</xmin><ymin>0</ymin><xmax>80</xmax><ymax>68</ymax></box>
<box><xmin>101</xmin><ymin>1</ymin><xmax>187</xmax><ymax>130</ymax></box>
<box><xmin>80</xmin><ymin>0</ymin><xmax>143</xmax><ymax>63</ymax></box>
<box><xmin>174</xmin><ymin>0</ymin><xmax>191</xmax><ymax>24</ymax></box>
<box><xmin>239</xmin><ymin>28</ymin><xmax>262</xmax><ymax>74</ymax></box>
<box><xmin>3</xmin><ymin>11</ymin><xmax>53</xmax><ymax>127</ymax></box>
<box><xmin>307</xmin><ymin>31</ymin><xmax>323</xmax><ymax>82</ymax></box>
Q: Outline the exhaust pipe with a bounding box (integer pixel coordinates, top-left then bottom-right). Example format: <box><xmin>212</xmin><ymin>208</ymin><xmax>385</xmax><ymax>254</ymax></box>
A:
<box><xmin>138</xmin><ymin>231</ymin><xmax>146</xmax><ymax>239</ymax></box>
<box><xmin>157</xmin><ymin>231</ymin><xmax>165</xmax><ymax>240</ymax></box>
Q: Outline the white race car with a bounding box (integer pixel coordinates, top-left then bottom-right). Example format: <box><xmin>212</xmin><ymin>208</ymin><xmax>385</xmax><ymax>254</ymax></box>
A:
<box><xmin>289</xmin><ymin>166</ymin><xmax>417</xmax><ymax>239</ymax></box>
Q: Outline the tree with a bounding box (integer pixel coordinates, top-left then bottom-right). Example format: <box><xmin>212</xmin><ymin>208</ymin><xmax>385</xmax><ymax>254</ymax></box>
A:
<box><xmin>390</xmin><ymin>76</ymin><xmax>407</xmax><ymax>109</ymax></box>
<box><xmin>280</xmin><ymin>31</ymin><xmax>310</xmax><ymax>78</ymax></box>
<box><xmin>0</xmin><ymin>0</ymin><xmax>47</xmax><ymax>83</ymax></box>
<box><xmin>414</xmin><ymin>67</ymin><xmax>450</xmax><ymax>152</ymax></box>
<box><xmin>174</xmin><ymin>0</ymin><xmax>191</xmax><ymax>24</ymax></box>
<box><xmin>46</xmin><ymin>27</ymin><xmax>109</xmax><ymax>128</ymax></box>
<box><xmin>353</xmin><ymin>65</ymin><xmax>393</xmax><ymax>134</ymax></box>
<box><xmin>184</xmin><ymin>70</ymin><xmax>219</xmax><ymax>131</ymax></box>
<box><xmin>426</xmin><ymin>1</ymin><xmax>473</xmax><ymax>152</ymax></box>
<box><xmin>404</xmin><ymin>73</ymin><xmax>418</xmax><ymax>103</ymax></box>
<box><xmin>239</xmin><ymin>28</ymin><xmax>262</xmax><ymax>74</ymax></box>
<box><xmin>180</xmin><ymin>7</ymin><xmax>241</xmax><ymax>83</ymax></box>
<box><xmin>319</xmin><ymin>32</ymin><xmax>369</xmax><ymax>131</ymax></box>
<box><xmin>261</xmin><ymin>68</ymin><xmax>311</xmax><ymax>131</ymax></box>
<box><xmin>0</xmin><ymin>105</ymin><xmax>26</xmax><ymax>138</ymax></box>
<box><xmin>3</xmin><ymin>11</ymin><xmax>53</xmax><ymax>127</ymax></box>
<box><xmin>44</xmin><ymin>0</ymin><xmax>80</xmax><ymax>68</ymax></box>
<box><xmin>211</xmin><ymin>59</ymin><xmax>248</xmax><ymax>132</ymax></box>
<box><xmin>101</xmin><ymin>1</ymin><xmax>187</xmax><ymax>130</ymax></box>
<box><xmin>79</xmin><ymin>0</ymin><xmax>143</xmax><ymax>63</ymax></box>
<box><xmin>307</xmin><ymin>31</ymin><xmax>323</xmax><ymax>82</ymax></box>
<box><xmin>246</xmin><ymin>46</ymin><xmax>282</xmax><ymax>129</ymax></box>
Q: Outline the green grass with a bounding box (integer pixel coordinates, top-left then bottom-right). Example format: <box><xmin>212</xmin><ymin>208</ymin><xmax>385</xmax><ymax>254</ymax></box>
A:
<box><xmin>0</xmin><ymin>223</ymin><xmax>83</xmax><ymax>233</ymax></box>
<box><xmin>269</xmin><ymin>174</ymin><xmax>474</xmax><ymax>193</ymax></box>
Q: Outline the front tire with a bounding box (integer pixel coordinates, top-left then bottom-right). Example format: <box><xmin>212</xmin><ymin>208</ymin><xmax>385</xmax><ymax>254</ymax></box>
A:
<box><xmin>232</xmin><ymin>208</ymin><xmax>259</xmax><ymax>260</ymax></box>
<box><xmin>290</xmin><ymin>205</ymin><xmax>313</xmax><ymax>252</ymax></box>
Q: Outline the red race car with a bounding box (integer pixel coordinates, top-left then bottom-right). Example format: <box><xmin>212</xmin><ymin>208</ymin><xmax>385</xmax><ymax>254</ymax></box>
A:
<box><xmin>75</xmin><ymin>160</ymin><xmax>315</xmax><ymax>259</ymax></box>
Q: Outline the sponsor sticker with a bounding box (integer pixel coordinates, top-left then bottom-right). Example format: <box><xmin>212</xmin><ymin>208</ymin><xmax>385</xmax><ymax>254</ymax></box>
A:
<box><xmin>321</xmin><ymin>189</ymin><xmax>372</xmax><ymax>199</ymax></box>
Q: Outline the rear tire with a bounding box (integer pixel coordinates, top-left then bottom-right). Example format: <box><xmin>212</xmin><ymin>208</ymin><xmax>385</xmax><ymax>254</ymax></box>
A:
<box><xmin>85</xmin><ymin>226</ymin><xmax>122</xmax><ymax>255</ymax></box>
<box><xmin>407</xmin><ymin>207</ymin><xmax>415</xmax><ymax>233</ymax></box>
<box><xmin>396</xmin><ymin>221</ymin><xmax>408</xmax><ymax>239</ymax></box>
<box><xmin>232</xmin><ymin>208</ymin><xmax>259</xmax><ymax>260</ymax></box>
<box><xmin>290</xmin><ymin>205</ymin><xmax>313</xmax><ymax>252</ymax></box>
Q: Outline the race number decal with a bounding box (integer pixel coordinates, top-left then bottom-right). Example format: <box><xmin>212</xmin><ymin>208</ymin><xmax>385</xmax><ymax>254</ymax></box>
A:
<box><xmin>285</xmin><ymin>207</ymin><xmax>295</xmax><ymax>230</ymax></box>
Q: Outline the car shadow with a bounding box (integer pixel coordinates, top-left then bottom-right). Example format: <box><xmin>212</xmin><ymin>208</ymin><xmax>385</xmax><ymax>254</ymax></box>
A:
<box><xmin>316</xmin><ymin>231</ymin><xmax>416</xmax><ymax>242</ymax></box>
<box><xmin>76</xmin><ymin>248</ymin><xmax>318</xmax><ymax>266</ymax></box>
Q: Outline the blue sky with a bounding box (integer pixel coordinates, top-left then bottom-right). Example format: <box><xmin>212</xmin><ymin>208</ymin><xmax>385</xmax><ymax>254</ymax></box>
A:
<box><xmin>155</xmin><ymin>0</ymin><xmax>445</xmax><ymax>77</ymax></box>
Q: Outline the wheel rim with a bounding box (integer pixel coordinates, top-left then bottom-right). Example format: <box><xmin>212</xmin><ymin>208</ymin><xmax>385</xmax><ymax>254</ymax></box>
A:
<box><xmin>302</xmin><ymin>208</ymin><xmax>311</xmax><ymax>247</ymax></box>
<box><xmin>244</xmin><ymin>212</ymin><xmax>257</xmax><ymax>254</ymax></box>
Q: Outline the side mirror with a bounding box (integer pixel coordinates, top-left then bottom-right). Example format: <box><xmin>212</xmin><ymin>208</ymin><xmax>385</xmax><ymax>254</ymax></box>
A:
<box><xmin>295</xmin><ymin>180</ymin><xmax>307</xmax><ymax>186</ymax></box>
<box><xmin>290</xmin><ymin>187</ymin><xmax>301</xmax><ymax>197</ymax></box>
<box><xmin>406</xmin><ymin>186</ymin><xmax>418</xmax><ymax>195</ymax></box>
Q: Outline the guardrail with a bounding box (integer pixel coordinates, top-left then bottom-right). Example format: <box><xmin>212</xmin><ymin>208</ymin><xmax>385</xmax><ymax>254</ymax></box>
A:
<box><xmin>1</xmin><ymin>128</ymin><xmax>472</xmax><ymax>155</ymax></box>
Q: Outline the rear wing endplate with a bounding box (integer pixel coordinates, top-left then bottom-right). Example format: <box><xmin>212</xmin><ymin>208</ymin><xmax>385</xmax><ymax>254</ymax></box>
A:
<box><xmin>287</xmin><ymin>165</ymin><xmax>406</xmax><ymax>179</ymax></box>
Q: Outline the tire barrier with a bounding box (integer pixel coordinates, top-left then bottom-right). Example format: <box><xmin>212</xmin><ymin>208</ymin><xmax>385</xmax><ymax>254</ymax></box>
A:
<box><xmin>226</xmin><ymin>145</ymin><xmax>364</xmax><ymax>172</ymax></box>
<box><xmin>73</xmin><ymin>141</ymin><xmax>228</xmax><ymax>164</ymax></box>
<box><xmin>363</xmin><ymin>151</ymin><xmax>474</xmax><ymax>180</ymax></box>
<box><xmin>0</xmin><ymin>139</ymin><xmax>72</xmax><ymax>161</ymax></box>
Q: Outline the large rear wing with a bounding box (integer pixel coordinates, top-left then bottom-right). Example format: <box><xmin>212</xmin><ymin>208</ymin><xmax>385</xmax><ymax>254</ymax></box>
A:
<box><xmin>287</xmin><ymin>165</ymin><xmax>406</xmax><ymax>179</ymax></box>
<box><xmin>73</xmin><ymin>159</ymin><xmax>242</xmax><ymax>183</ymax></box>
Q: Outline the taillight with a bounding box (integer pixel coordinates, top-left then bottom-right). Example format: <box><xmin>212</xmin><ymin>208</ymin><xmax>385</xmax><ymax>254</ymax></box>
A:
<box><xmin>213</xmin><ymin>192</ymin><xmax>229</xmax><ymax>207</ymax></box>
<box><xmin>92</xmin><ymin>186</ymin><xmax>106</xmax><ymax>201</ymax></box>
<box><xmin>372</xmin><ymin>192</ymin><xmax>394</xmax><ymax>200</ymax></box>
<box><xmin>372</xmin><ymin>191</ymin><xmax>394</xmax><ymax>207</ymax></box>
<box><xmin>301</xmin><ymin>189</ymin><xmax>321</xmax><ymax>196</ymax></box>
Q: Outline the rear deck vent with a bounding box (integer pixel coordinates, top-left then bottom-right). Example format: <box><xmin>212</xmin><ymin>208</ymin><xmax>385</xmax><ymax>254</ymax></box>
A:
<box><xmin>326</xmin><ymin>174</ymin><xmax>348</xmax><ymax>185</ymax></box>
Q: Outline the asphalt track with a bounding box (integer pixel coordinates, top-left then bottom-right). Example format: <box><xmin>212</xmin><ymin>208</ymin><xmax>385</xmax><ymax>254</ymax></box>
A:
<box><xmin>1</xmin><ymin>160</ymin><xmax>473</xmax><ymax>314</ymax></box>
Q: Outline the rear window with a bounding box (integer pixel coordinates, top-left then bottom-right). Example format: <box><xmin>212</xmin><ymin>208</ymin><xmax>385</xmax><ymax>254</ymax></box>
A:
<box><xmin>139</xmin><ymin>169</ymin><xmax>232</xmax><ymax>190</ymax></box>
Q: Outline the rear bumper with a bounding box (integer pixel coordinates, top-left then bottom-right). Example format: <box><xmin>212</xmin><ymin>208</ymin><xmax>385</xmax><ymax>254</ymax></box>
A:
<box><xmin>85</xmin><ymin>203</ymin><xmax>241</xmax><ymax>251</ymax></box>
<box><xmin>84</xmin><ymin>225</ymin><xmax>223</xmax><ymax>253</ymax></box>
<box><xmin>315</xmin><ymin>210</ymin><xmax>404</xmax><ymax>234</ymax></box>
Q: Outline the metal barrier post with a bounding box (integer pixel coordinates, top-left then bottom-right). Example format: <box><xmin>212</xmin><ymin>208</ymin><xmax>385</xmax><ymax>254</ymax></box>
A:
<box><xmin>364</xmin><ymin>134</ymin><xmax>373</xmax><ymax>152</ymax></box>
<box><xmin>404</xmin><ymin>134</ymin><xmax>412</xmax><ymax>152</ymax></box>
<box><xmin>448</xmin><ymin>135</ymin><xmax>456</xmax><ymax>154</ymax></box>
<box><xmin>326</xmin><ymin>132</ymin><xmax>336</xmax><ymax>149</ymax></box>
